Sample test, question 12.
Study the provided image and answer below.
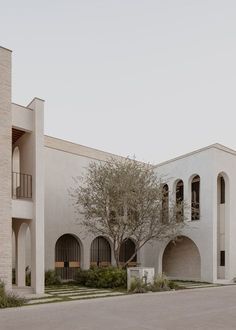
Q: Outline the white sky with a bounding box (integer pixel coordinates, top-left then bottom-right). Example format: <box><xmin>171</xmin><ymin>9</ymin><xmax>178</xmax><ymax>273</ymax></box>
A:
<box><xmin>1</xmin><ymin>0</ymin><xmax>236</xmax><ymax>164</ymax></box>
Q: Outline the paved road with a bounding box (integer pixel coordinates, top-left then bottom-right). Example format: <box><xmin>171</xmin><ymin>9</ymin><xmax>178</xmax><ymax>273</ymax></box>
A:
<box><xmin>1</xmin><ymin>286</ymin><xmax>236</xmax><ymax>330</ymax></box>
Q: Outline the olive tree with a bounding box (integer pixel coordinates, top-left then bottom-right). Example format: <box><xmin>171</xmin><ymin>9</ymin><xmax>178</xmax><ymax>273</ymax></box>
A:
<box><xmin>70</xmin><ymin>157</ymin><xmax>186</xmax><ymax>268</ymax></box>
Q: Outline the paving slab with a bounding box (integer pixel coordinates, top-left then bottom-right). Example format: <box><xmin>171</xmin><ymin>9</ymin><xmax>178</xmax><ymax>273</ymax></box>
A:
<box><xmin>69</xmin><ymin>292</ymin><xmax>124</xmax><ymax>299</ymax></box>
<box><xmin>58</xmin><ymin>290</ymin><xmax>112</xmax><ymax>297</ymax></box>
<box><xmin>26</xmin><ymin>298</ymin><xmax>62</xmax><ymax>305</ymax></box>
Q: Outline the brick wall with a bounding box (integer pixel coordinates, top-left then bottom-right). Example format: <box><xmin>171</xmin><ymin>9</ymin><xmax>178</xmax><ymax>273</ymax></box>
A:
<box><xmin>0</xmin><ymin>47</ymin><xmax>12</xmax><ymax>290</ymax></box>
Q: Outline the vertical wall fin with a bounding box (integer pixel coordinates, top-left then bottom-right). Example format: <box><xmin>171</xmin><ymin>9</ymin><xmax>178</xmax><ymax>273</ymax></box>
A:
<box><xmin>28</xmin><ymin>98</ymin><xmax>45</xmax><ymax>294</ymax></box>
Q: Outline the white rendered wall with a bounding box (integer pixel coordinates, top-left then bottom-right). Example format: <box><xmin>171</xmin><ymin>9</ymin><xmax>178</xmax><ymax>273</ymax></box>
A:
<box><xmin>44</xmin><ymin>147</ymin><xmax>118</xmax><ymax>271</ymax></box>
<box><xmin>144</xmin><ymin>148</ymin><xmax>236</xmax><ymax>281</ymax></box>
<box><xmin>44</xmin><ymin>143</ymin><xmax>236</xmax><ymax>283</ymax></box>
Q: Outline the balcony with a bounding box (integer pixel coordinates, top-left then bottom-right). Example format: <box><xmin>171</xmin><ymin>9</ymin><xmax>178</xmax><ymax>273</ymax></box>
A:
<box><xmin>12</xmin><ymin>172</ymin><xmax>32</xmax><ymax>199</ymax></box>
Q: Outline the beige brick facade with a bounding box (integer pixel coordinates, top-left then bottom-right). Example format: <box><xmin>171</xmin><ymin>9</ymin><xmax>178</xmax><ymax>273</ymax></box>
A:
<box><xmin>0</xmin><ymin>47</ymin><xmax>12</xmax><ymax>290</ymax></box>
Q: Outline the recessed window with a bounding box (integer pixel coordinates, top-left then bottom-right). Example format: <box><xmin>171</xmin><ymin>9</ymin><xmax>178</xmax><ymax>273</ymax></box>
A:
<box><xmin>161</xmin><ymin>184</ymin><xmax>169</xmax><ymax>223</ymax></box>
<box><xmin>220</xmin><ymin>177</ymin><xmax>225</xmax><ymax>204</ymax></box>
<box><xmin>191</xmin><ymin>175</ymin><xmax>200</xmax><ymax>220</ymax></box>
<box><xmin>176</xmin><ymin>180</ymin><xmax>184</xmax><ymax>222</ymax></box>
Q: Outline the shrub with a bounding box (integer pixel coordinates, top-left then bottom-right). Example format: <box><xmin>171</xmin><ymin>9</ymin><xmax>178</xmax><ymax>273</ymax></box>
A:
<box><xmin>0</xmin><ymin>281</ymin><xmax>26</xmax><ymax>308</ymax></box>
<box><xmin>149</xmin><ymin>273</ymin><xmax>179</xmax><ymax>292</ymax></box>
<box><xmin>168</xmin><ymin>280</ymin><xmax>180</xmax><ymax>290</ymax></box>
<box><xmin>150</xmin><ymin>273</ymin><xmax>170</xmax><ymax>292</ymax></box>
<box><xmin>45</xmin><ymin>270</ymin><xmax>61</xmax><ymax>286</ymax></box>
<box><xmin>129</xmin><ymin>278</ymin><xmax>148</xmax><ymax>293</ymax></box>
<box><xmin>75</xmin><ymin>267</ymin><xmax>127</xmax><ymax>289</ymax></box>
<box><xmin>129</xmin><ymin>274</ymin><xmax>180</xmax><ymax>294</ymax></box>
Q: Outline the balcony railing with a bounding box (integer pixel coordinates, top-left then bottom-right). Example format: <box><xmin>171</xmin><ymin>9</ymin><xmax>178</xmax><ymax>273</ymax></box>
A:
<box><xmin>12</xmin><ymin>172</ymin><xmax>32</xmax><ymax>199</ymax></box>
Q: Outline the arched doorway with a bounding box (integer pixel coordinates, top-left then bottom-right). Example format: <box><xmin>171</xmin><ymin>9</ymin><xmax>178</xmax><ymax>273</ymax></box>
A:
<box><xmin>119</xmin><ymin>238</ymin><xmax>137</xmax><ymax>266</ymax></box>
<box><xmin>90</xmin><ymin>236</ymin><xmax>111</xmax><ymax>267</ymax></box>
<box><xmin>55</xmin><ymin>234</ymin><xmax>80</xmax><ymax>280</ymax></box>
<box><xmin>12</xmin><ymin>221</ymin><xmax>31</xmax><ymax>287</ymax></box>
<box><xmin>162</xmin><ymin>236</ymin><xmax>201</xmax><ymax>280</ymax></box>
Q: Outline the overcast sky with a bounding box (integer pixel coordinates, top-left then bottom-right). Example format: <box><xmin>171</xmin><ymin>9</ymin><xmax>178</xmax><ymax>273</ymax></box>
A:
<box><xmin>1</xmin><ymin>0</ymin><xmax>236</xmax><ymax>164</ymax></box>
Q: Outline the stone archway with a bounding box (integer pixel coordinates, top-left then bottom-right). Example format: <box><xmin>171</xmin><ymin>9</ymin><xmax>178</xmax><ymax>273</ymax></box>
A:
<box><xmin>162</xmin><ymin>236</ymin><xmax>201</xmax><ymax>280</ymax></box>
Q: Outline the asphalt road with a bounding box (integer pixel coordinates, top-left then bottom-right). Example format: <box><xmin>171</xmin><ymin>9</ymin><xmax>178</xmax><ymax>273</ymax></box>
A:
<box><xmin>1</xmin><ymin>286</ymin><xmax>236</xmax><ymax>330</ymax></box>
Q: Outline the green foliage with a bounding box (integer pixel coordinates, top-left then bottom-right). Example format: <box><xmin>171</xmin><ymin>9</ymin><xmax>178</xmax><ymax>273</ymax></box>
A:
<box><xmin>75</xmin><ymin>267</ymin><xmax>127</xmax><ymax>289</ymax></box>
<box><xmin>151</xmin><ymin>273</ymin><xmax>170</xmax><ymax>291</ymax></box>
<box><xmin>129</xmin><ymin>274</ymin><xmax>179</xmax><ymax>294</ymax></box>
<box><xmin>45</xmin><ymin>270</ymin><xmax>62</xmax><ymax>286</ymax></box>
<box><xmin>150</xmin><ymin>274</ymin><xmax>179</xmax><ymax>292</ymax></box>
<box><xmin>168</xmin><ymin>280</ymin><xmax>180</xmax><ymax>290</ymax></box>
<box><xmin>0</xmin><ymin>281</ymin><xmax>26</xmax><ymax>308</ymax></box>
<box><xmin>129</xmin><ymin>278</ymin><xmax>148</xmax><ymax>293</ymax></box>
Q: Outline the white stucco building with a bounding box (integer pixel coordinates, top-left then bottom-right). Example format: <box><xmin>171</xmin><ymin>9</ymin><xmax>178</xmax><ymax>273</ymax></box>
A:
<box><xmin>0</xmin><ymin>46</ymin><xmax>235</xmax><ymax>294</ymax></box>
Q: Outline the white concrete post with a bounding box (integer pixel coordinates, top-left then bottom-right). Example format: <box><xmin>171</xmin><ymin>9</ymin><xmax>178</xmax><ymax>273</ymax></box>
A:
<box><xmin>28</xmin><ymin>98</ymin><xmax>45</xmax><ymax>294</ymax></box>
<box><xmin>0</xmin><ymin>46</ymin><xmax>12</xmax><ymax>290</ymax></box>
<box><xmin>82</xmin><ymin>240</ymin><xmax>91</xmax><ymax>269</ymax></box>
<box><xmin>210</xmin><ymin>175</ymin><xmax>218</xmax><ymax>282</ymax></box>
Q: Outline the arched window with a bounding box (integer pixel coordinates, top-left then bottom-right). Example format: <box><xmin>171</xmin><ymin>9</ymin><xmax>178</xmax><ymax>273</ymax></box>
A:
<box><xmin>90</xmin><ymin>236</ymin><xmax>111</xmax><ymax>267</ymax></box>
<box><xmin>191</xmin><ymin>175</ymin><xmax>200</xmax><ymax>220</ymax></box>
<box><xmin>55</xmin><ymin>234</ymin><xmax>81</xmax><ymax>280</ymax></box>
<box><xmin>119</xmin><ymin>238</ymin><xmax>137</xmax><ymax>266</ymax></box>
<box><xmin>220</xmin><ymin>176</ymin><xmax>225</xmax><ymax>204</ymax></box>
<box><xmin>12</xmin><ymin>147</ymin><xmax>20</xmax><ymax>198</ymax></box>
<box><xmin>176</xmin><ymin>180</ymin><xmax>184</xmax><ymax>222</ymax></box>
<box><xmin>161</xmin><ymin>184</ymin><xmax>169</xmax><ymax>223</ymax></box>
<box><xmin>12</xmin><ymin>146</ymin><xmax>20</xmax><ymax>173</ymax></box>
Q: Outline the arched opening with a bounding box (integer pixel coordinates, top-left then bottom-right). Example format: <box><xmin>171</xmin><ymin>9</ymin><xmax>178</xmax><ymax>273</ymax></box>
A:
<box><xmin>162</xmin><ymin>236</ymin><xmax>201</xmax><ymax>280</ymax></box>
<box><xmin>12</xmin><ymin>146</ymin><xmax>20</xmax><ymax>173</ymax></box>
<box><xmin>191</xmin><ymin>175</ymin><xmax>200</xmax><ymax>220</ymax></box>
<box><xmin>176</xmin><ymin>180</ymin><xmax>184</xmax><ymax>222</ymax></box>
<box><xmin>90</xmin><ymin>236</ymin><xmax>111</xmax><ymax>267</ymax></box>
<box><xmin>12</xmin><ymin>146</ymin><xmax>20</xmax><ymax>198</ymax></box>
<box><xmin>13</xmin><ymin>222</ymin><xmax>31</xmax><ymax>287</ymax></box>
<box><xmin>217</xmin><ymin>173</ymin><xmax>228</xmax><ymax>279</ymax></box>
<box><xmin>161</xmin><ymin>184</ymin><xmax>169</xmax><ymax>223</ymax></box>
<box><xmin>119</xmin><ymin>238</ymin><xmax>137</xmax><ymax>266</ymax></box>
<box><xmin>55</xmin><ymin>234</ymin><xmax>81</xmax><ymax>280</ymax></box>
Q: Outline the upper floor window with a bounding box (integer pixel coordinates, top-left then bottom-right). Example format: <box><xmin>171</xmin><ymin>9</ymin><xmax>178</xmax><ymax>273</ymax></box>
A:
<box><xmin>220</xmin><ymin>176</ymin><xmax>225</xmax><ymax>204</ymax></box>
<box><xmin>176</xmin><ymin>180</ymin><xmax>184</xmax><ymax>222</ymax></box>
<box><xmin>161</xmin><ymin>184</ymin><xmax>169</xmax><ymax>223</ymax></box>
<box><xmin>191</xmin><ymin>175</ymin><xmax>200</xmax><ymax>220</ymax></box>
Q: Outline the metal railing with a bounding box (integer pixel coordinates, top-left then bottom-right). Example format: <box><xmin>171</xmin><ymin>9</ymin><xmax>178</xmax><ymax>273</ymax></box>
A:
<box><xmin>12</xmin><ymin>172</ymin><xmax>32</xmax><ymax>199</ymax></box>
